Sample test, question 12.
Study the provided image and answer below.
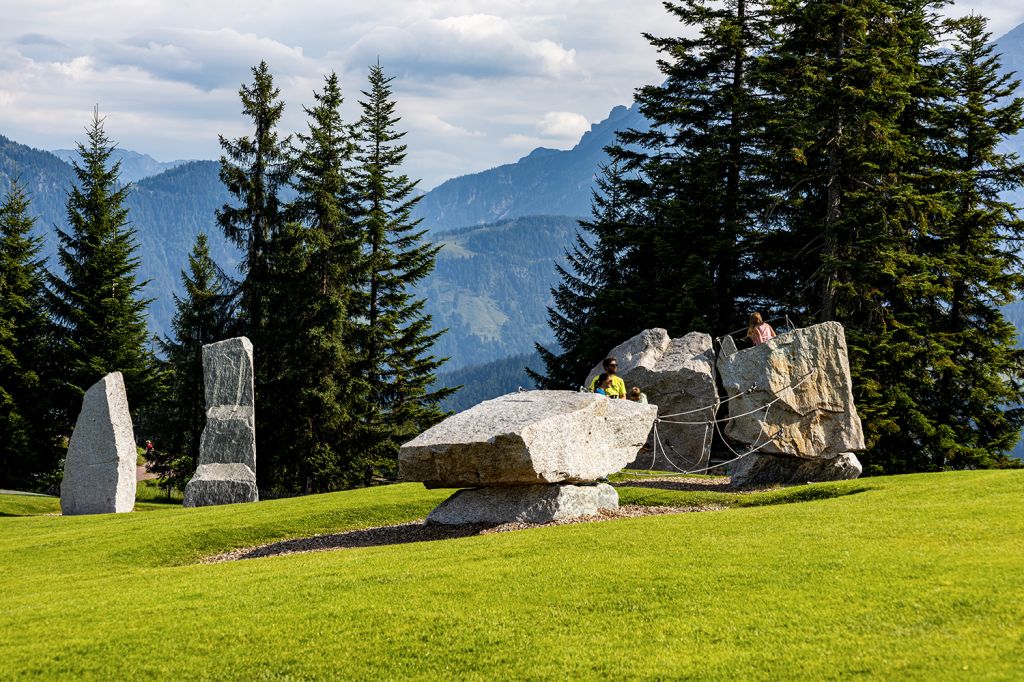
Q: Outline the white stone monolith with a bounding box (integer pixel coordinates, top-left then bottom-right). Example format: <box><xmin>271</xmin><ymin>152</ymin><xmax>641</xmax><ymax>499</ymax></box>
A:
<box><xmin>60</xmin><ymin>372</ymin><xmax>137</xmax><ymax>515</ymax></box>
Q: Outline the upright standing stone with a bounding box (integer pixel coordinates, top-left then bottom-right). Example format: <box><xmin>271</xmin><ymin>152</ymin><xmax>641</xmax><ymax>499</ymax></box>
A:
<box><xmin>60</xmin><ymin>372</ymin><xmax>137</xmax><ymax>515</ymax></box>
<box><xmin>184</xmin><ymin>337</ymin><xmax>259</xmax><ymax>507</ymax></box>
<box><xmin>585</xmin><ymin>329</ymin><xmax>719</xmax><ymax>471</ymax></box>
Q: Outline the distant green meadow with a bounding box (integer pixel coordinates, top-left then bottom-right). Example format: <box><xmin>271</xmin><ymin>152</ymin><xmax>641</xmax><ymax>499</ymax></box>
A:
<box><xmin>1</xmin><ymin>471</ymin><xmax>1021</xmax><ymax>679</ymax></box>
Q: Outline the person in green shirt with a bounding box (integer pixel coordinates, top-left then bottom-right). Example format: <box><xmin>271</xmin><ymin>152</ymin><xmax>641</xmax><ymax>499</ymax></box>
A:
<box><xmin>589</xmin><ymin>357</ymin><xmax>627</xmax><ymax>398</ymax></box>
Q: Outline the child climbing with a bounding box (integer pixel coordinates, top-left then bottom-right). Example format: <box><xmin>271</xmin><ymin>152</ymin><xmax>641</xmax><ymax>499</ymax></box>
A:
<box><xmin>747</xmin><ymin>312</ymin><xmax>776</xmax><ymax>346</ymax></box>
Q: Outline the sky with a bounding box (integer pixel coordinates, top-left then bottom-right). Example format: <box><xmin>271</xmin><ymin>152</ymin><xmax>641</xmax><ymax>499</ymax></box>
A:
<box><xmin>2</xmin><ymin>1</ymin><xmax>1024</xmax><ymax>190</ymax></box>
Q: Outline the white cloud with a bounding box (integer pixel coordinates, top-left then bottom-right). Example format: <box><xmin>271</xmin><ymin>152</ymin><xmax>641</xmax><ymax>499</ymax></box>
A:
<box><xmin>537</xmin><ymin>111</ymin><xmax>590</xmax><ymax>139</ymax></box>
<box><xmin>344</xmin><ymin>13</ymin><xmax>579</xmax><ymax>80</ymax></box>
<box><xmin>0</xmin><ymin>0</ymin><xmax>1022</xmax><ymax>189</ymax></box>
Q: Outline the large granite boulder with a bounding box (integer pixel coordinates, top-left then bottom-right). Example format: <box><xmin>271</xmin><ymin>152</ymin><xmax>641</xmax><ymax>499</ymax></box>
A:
<box><xmin>586</xmin><ymin>329</ymin><xmax>718</xmax><ymax>471</ymax></box>
<box><xmin>717</xmin><ymin>322</ymin><xmax>865</xmax><ymax>459</ymax></box>
<box><xmin>60</xmin><ymin>373</ymin><xmax>137</xmax><ymax>515</ymax></box>
<box><xmin>427</xmin><ymin>483</ymin><xmax>618</xmax><ymax>525</ymax></box>
<box><xmin>400</xmin><ymin>390</ymin><xmax>658</xmax><ymax>488</ymax></box>
<box><xmin>730</xmin><ymin>452</ymin><xmax>863</xmax><ymax>488</ymax></box>
<box><xmin>184</xmin><ymin>337</ymin><xmax>259</xmax><ymax>507</ymax></box>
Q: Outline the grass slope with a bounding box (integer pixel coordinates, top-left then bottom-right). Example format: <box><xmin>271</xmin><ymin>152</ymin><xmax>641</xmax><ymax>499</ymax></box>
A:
<box><xmin>1</xmin><ymin>471</ymin><xmax>1021</xmax><ymax>679</ymax></box>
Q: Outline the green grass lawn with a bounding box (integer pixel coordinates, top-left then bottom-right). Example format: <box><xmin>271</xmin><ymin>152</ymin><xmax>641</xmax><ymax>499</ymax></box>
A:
<box><xmin>1</xmin><ymin>471</ymin><xmax>1021</xmax><ymax>679</ymax></box>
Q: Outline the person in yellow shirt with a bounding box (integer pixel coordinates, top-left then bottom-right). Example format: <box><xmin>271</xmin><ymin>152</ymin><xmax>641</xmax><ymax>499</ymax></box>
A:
<box><xmin>588</xmin><ymin>357</ymin><xmax>627</xmax><ymax>398</ymax></box>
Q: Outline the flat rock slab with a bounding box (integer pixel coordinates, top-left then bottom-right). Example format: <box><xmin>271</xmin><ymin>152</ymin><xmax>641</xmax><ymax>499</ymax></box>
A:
<box><xmin>400</xmin><ymin>390</ymin><xmax>658</xmax><ymax>487</ymax></box>
<box><xmin>586</xmin><ymin>329</ymin><xmax>718</xmax><ymax>471</ymax></box>
<box><xmin>717</xmin><ymin>321</ymin><xmax>865</xmax><ymax>458</ymax></box>
<box><xmin>60</xmin><ymin>373</ymin><xmax>137</xmax><ymax>515</ymax></box>
<box><xmin>427</xmin><ymin>483</ymin><xmax>619</xmax><ymax>525</ymax></box>
<box><xmin>183</xmin><ymin>463</ymin><xmax>258</xmax><ymax>507</ymax></box>
<box><xmin>730</xmin><ymin>452</ymin><xmax>863</xmax><ymax>488</ymax></box>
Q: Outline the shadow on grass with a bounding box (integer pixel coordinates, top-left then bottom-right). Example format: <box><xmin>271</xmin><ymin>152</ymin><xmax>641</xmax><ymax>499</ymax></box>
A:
<box><xmin>737</xmin><ymin>483</ymin><xmax>874</xmax><ymax>507</ymax></box>
<box><xmin>215</xmin><ymin>521</ymin><xmax>498</xmax><ymax>562</ymax></box>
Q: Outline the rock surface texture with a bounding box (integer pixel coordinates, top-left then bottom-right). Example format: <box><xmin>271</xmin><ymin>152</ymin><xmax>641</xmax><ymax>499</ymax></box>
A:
<box><xmin>184</xmin><ymin>337</ymin><xmax>259</xmax><ymax>507</ymax></box>
<box><xmin>730</xmin><ymin>452</ymin><xmax>863</xmax><ymax>488</ymax></box>
<box><xmin>61</xmin><ymin>372</ymin><xmax>138</xmax><ymax>515</ymax></box>
<box><xmin>717</xmin><ymin>322</ymin><xmax>865</xmax><ymax>459</ymax></box>
<box><xmin>185</xmin><ymin>464</ymin><xmax>259</xmax><ymax>506</ymax></box>
<box><xmin>400</xmin><ymin>390</ymin><xmax>658</xmax><ymax>488</ymax></box>
<box><xmin>401</xmin><ymin>390</ymin><xmax>656</xmax><ymax>524</ymax></box>
<box><xmin>585</xmin><ymin>329</ymin><xmax>718</xmax><ymax>471</ymax></box>
<box><xmin>426</xmin><ymin>483</ymin><xmax>619</xmax><ymax>524</ymax></box>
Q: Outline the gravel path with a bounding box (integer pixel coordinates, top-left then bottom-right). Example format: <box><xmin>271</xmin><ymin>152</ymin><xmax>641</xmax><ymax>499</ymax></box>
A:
<box><xmin>614</xmin><ymin>476</ymin><xmax>777</xmax><ymax>494</ymax></box>
<box><xmin>203</xmin><ymin>503</ymin><xmax>723</xmax><ymax>564</ymax></box>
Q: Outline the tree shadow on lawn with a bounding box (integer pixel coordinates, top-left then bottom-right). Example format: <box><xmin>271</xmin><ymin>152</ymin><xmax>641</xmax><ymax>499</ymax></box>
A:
<box><xmin>211</xmin><ymin>521</ymin><xmax>497</xmax><ymax>562</ymax></box>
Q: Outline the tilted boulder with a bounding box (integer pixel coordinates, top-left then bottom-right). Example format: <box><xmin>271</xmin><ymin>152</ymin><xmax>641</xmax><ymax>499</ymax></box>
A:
<box><xmin>60</xmin><ymin>372</ymin><xmax>137</xmax><ymax>515</ymax></box>
<box><xmin>184</xmin><ymin>337</ymin><xmax>258</xmax><ymax>507</ymax></box>
<box><xmin>426</xmin><ymin>483</ymin><xmax>619</xmax><ymax>525</ymax></box>
<box><xmin>717</xmin><ymin>321</ymin><xmax>865</xmax><ymax>459</ymax></box>
<box><xmin>400</xmin><ymin>390</ymin><xmax>658</xmax><ymax>488</ymax></box>
<box><xmin>585</xmin><ymin>329</ymin><xmax>718</xmax><ymax>471</ymax></box>
<box><xmin>730</xmin><ymin>452</ymin><xmax>863</xmax><ymax>488</ymax></box>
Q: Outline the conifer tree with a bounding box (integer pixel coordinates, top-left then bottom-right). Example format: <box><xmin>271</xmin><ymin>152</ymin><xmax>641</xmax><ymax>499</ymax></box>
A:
<box><xmin>351</xmin><ymin>63</ymin><xmax>452</xmax><ymax>481</ymax></box>
<box><xmin>616</xmin><ymin>0</ymin><xmax>773</xmax><ymax>334</ymax></box>
<box><xmin>48</xmin><ymin>108</ymin><xmax>160</xmax><ymax>420</ymax></box>
<box><xmin>216</xmin><ymin>62</ymin><xmax>292</xmax><ymax>492</ymax></box>
<box><xmin>923</xmin><ymin>14</ymin><xmax>1024</xmax><ymax>470</ymax></box>
<box><xmin>268</xmin><ymin>72</ymin><xmax>364</xmax><ymax>492</ymax></box>
<box><xmin>533</xmin><ymin>0</ymin><xmax>773</xmax><ymax>389</ymax></box>
<box><xmin>151</xmin><ymin>233</ymin><xmax>232</xmax><ymax>491</ymax></box>
<box><xmin>0</xmin><ymin>180</ymin><xmax>62</xmax><ymax>489</ymax></box>
<box><xmin>216</xmin><ymin>60</ymin><xmax>291</xmax><ymax>341</ymax></box>
<box><xmin>759</xmin><ymin>0</ymin><xmax>953</xmax><ymax>472</ymax></box>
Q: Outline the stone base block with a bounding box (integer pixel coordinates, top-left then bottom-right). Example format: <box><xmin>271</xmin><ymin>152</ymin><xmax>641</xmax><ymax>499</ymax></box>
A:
<box><xmin>427</xmin><ymin>483</ymin><xmax>618</xmax><ymax>525</ymax></box>
<box><xmin>183</xmin><ymin>463</ymin><xmax>258</xmax><ymax>507</ymax></box>
<box><xmin>730</xmin><ymin>452</ymin><xmax>862</xmax><ymax>488</ymax></box>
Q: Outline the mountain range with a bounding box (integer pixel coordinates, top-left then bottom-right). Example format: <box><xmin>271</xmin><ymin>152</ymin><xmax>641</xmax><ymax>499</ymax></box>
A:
<box><xmin>4</xmin><ymin>20</ymin><xmax>1024</xmax><ymax>417</ymax></box>
<box><xmin>50</xmin><ymin>148</ymin><xmax>191</xmax><ymax>184</ymax></box>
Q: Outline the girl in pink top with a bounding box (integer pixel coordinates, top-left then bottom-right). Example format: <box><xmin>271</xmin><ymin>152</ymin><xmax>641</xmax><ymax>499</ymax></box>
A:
<box><xmin>747</xmin><ymin>312</ymin><xmax>776</xmax><ymax>346</ymax></box>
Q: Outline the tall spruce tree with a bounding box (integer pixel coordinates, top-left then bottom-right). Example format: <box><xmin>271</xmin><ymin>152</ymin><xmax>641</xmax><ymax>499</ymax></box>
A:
<box><xmin>269</xmin><ymin>72</ymin><xmax>364</xmax><ymax>492</ymax></box>
<box><xmin>216</xmin><ymin>60</ymin><xmax>291</xmax><ymax>341</ymax></box>
<box><xmin>759</xmin><ymin>0</ymin><xmax>953</xmax><ymax>472</ymax></box>
<box><xmin>151</xmin><ymin>233</ymin><xmax>232</xmax><ymax>492</ymax></box>
<box><xmin>351</xmin><ymin>63</ymin><xmax>452</xmax><ymax>481</ymax></box>
<box><xmin>0</xmin><ymin>180</ymin><xmax>62</xmax><ymax>489</ymax></box>
<box><xmin>534</xmin><ymin>0</ymin><xmax>774</xmax><ymax>389</ymax></box>
<box><xmin>216</xmin><ymin>62</ymin><xmax>292</xmax><ymax>492</ymax></box>
<box><xmin>617</xmin><ymin>0</ymin><xmax>773</xmax><ymax>333</ymax></box>
<box><xmin>48</xmin><ymin>108</ymin><xmax>160</xmax><ymax>420</ymax></box>
<box><xmin>923</xmin><ymin>14</ymin><xmax>1024</xmax><ymax>470</ymax></box>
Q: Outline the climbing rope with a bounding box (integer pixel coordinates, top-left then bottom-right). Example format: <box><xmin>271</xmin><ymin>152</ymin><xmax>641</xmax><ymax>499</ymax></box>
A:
<box><xmin>656</xmin><ymin>385</ymin><xmax>755</xmax><ymax>419</ymax></box>
<box><xmin>655</xmin><ymin>370</ymin><xmax>815</xmax><ymax>427</ymax></box>
<box><xmin>642</xmin><ymin>367</ymin><xmax>814</xmax><ymax>476</ymax></box>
